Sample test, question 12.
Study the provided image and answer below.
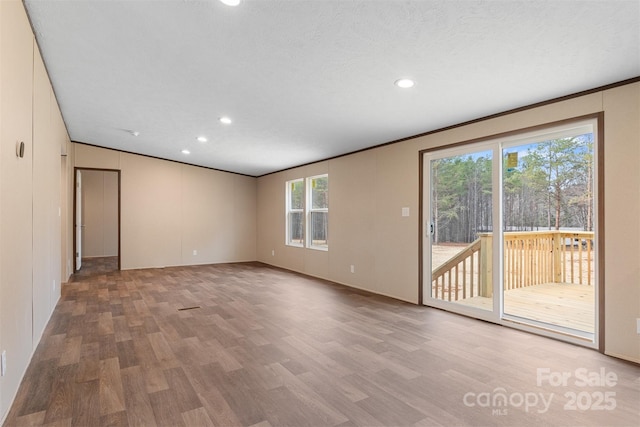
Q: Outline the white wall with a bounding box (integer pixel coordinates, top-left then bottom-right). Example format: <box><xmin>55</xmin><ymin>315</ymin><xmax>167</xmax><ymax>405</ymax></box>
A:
<box><xmin>257</xmin><ymin>82</ymin><xmax>640</xmax><ymax>364</ymax></box>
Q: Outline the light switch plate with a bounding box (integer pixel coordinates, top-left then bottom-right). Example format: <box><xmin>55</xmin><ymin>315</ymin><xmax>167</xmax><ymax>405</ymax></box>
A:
<box><xmin>402</xmin><ymin>207</ymin><xmax>410</xmax><ymax>217</ymax></box>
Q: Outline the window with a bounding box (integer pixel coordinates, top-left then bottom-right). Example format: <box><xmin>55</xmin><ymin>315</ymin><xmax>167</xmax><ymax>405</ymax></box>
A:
<box><xmin>308</xmin><ymin>174</ymin><xmax>328</xmax><ymax>249</ymax></box>
<box><xmin>285</xmin><ymin>174</ymin><xmax>329</xmax><ymax>250</ymax></box>
<box><xmin>286</xmin><ymin>179</ymin><xmax>304</xmax><ymax>246</ymax></box>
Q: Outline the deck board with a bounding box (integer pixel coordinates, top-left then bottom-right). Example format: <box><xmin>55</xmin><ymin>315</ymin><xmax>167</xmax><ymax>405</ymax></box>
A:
<box><xmin>455</xmin><ymin>282</ymin><xmax>595</xmax><ymax>333</ymax></box>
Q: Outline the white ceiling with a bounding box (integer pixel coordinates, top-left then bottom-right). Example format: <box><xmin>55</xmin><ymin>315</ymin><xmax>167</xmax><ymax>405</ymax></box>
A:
<box><xmin>25</xmin><ymin>0</ymin><xmax>640</xmax><ymax>176</ymax></box>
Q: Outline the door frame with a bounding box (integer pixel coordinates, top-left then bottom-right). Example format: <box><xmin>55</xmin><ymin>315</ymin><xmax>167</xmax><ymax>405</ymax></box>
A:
<box><xmin>420</xmin><ymin>141</ymin><xmax>501</xmax><ymax>325</ymax></box>
<box><xmin>73</xmin><ymin>167</ymin><xmax>122</xmax><ymax>271</ymax></box>
<box><xmin>418</xmin><ymin>113</ymin><xmax>605</xmax><ymax>351</ymax></box>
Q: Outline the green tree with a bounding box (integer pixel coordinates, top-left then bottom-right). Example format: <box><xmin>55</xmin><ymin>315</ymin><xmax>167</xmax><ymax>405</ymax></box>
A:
<box><xmin>525</xmin><ymin>137</ymin><xmax>586</xmax><ymax>230</ymax></box>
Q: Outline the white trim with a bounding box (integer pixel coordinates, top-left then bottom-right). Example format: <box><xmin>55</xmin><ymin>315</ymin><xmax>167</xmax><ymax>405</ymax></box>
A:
<box><xmin>285</xmin><ymin>178</ymin><xmax>304</xmax><ymax>247</ymax></box>
<box><xmin>422</xmin><ymin>117</ymin><xmax>599</xmax><ymax>348</ymax></box>
<box><xmin>306</xmin><ymin>174</ymin><xmax>328</xmax><ymax>250</ymax></box>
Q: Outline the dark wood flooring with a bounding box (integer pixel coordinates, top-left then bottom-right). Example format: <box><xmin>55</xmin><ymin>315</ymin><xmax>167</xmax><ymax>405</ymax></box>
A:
<box><xmin>3</xmin><ymin>259</ymin><xmax>639</xmax><ymax>426</ymax></box>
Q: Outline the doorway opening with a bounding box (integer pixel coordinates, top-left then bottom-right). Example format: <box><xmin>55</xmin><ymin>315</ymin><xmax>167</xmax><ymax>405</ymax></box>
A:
<box><xmin>420</xmin><ymin>114</ymin><xmax>602</xmax><ymax>348</ymax></box>
<box><xmin>73</xmin><ymin>168</ymin><xmax>121</xmax><ymax>275</ymax></box>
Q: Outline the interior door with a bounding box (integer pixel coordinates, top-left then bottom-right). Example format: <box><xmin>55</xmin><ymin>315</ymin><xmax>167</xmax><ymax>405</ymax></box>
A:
<box><xmin>75</xmin><ymin>169</ymin><xmax>82</xmax><ymax>270</ymax></box>
<box><xmin>423</xmin><ymin>145</ymin><xmax>496</xmax><ymax>318</ymax></box>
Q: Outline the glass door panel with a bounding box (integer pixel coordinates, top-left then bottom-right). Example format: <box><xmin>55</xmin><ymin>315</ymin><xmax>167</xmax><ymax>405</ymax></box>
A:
<box><xmin>501</xmin><ymin>133</ymin><xmax>596</xmax><ymax>336</ymax></box>
<box><xmin>427</xmin><ymin>149</ymin><xmax>494</xmax><ymax>312</ymax></box>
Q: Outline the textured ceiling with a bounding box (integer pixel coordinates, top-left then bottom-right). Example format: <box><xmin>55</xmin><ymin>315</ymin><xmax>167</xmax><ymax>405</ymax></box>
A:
<box><xmin>25</xmin><ymin>0</ymin><xmax>640</xmax><ymax>176</ymax></box>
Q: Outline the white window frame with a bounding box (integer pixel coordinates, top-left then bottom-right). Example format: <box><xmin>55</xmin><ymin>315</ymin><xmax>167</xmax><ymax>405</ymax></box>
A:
<box><xmin>285</xmin><ymin>178</ymin><xmax>304</xmax><ymax>247</ymax></box>
<box><xmin>307</xmin><ymin>174</ymin><xmax>329</xmax><ymax>251</ymax></box>
<box><xmin>285</xmin><ymin>175</ymin><xmax>329</xmax><ymax>250</ymax></box>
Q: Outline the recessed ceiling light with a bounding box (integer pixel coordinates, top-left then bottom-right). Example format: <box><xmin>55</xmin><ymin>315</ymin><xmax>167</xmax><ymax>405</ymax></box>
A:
<box><xmin>219</xmin><ymin>117</ymin><xmax>232</xmax><ymax>125</ymax></box>
<box><xmin>220</xmin><ymin>0</ymin><xmax>240</xmax><ymax>6</ymax></box>
<box><xmin>395</xmin><ymin>78</ymin><xmax>415</xmax><ymax>88</ymax></box>
<box><xmin>181</xmin><ymin>149</ymin><xmax>190</xmax><ymax>155</ymax></box>
<box><xmin>196</xmin><ymin>136</ymin><xmax>208</xmax><ymax>143</ymax></box>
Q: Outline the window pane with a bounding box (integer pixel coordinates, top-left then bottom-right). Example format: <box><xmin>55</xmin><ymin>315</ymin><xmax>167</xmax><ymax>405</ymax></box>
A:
<box><xmin>290</xmin><ymin>180</ymin><xmax>304</xmax><ymax>210</ymax></box>
<box><xmin>288</xmin><ymin>212</ymin><xmax>304</xmax><ymax>244</ymax></box>
<box><xmin>311</xmin><ymin>176</ymin><xmax>328</xmax><ymax>209</ymax></box>
<box><xmin>310</xmin><ymin>211</ymin><xmax>328</xmax><ymax>247</ymax></box>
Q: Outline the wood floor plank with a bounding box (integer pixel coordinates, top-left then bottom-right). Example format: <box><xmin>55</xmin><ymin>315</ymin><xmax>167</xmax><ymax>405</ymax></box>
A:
<box><xmin>42</xmin><ymin>365</ymin><xmax>75</xmax><ymax>424</ymax></box>
<box><xmin>15</xmin><ymin>358</ymin><xmax>58</xmax><ymax>417</ymax></box>
<box><xmin>99</xmin><ymin>358</ymin><xmax>126</xmax><ymax>416</ymax></box>
<box><xmin>71</xmin><ymin>380</ymin><xmax>101</xmax><ymax>427</ymax></box>
<box><xmin>148</xmin><ymin>389</ymin><xmax>186</xmax><ymax>427</ymax></box>
<box><xmin>147</xmin><ymin>332</ymin><xmax>180</xmax><ymax>368</ymax></box>
<box><xmin>121</xmin><ymin>366</ymin><xmax>157</xmax><ymax>427</ymax></box>
<box><xmin>8</xmin><ymin>411</ymin><xmax>46</xmax><ymax>426</ymax></box>
<box><xmin>180</xmin><ymin>406</ymin><xmax>214</xmax><ymax>427</ymax></box>
<box><xmin>99</xmin><ymin>410</ymin><xmax>128</xmax><ymax>427</ymax></box>
<box><xmin>57</xmin><ymin>336</ymin><xmax>83</xmax><ymax>367</ymax></box>
<box><xmin>181</xmin><ymin>364</ymin><xmax>244</xmax><ymax>426</ymax></box>
<box><xmin>163</xmin><ymin>367</ymin><xmax>202</xmax><ymax>413</ymax></box>
<box><xmin>116</xmin><ymin>340</ymin><xmax>139</xmax><ymax>369</ymax></box>
<box><xmin>113</xmin><ymin>316</ymin><xmax>133</xmax><ymax>342</ymax></box>
<box><xmin>2</xmin><ymin>258</ymin><xmax>639</xmax><ymax>427</ymax></box>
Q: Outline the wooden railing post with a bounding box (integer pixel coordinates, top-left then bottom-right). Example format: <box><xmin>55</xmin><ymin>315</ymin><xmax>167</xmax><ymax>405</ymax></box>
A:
<box><xmin>552</xmin><ymin>231</ymin><xmax>562</xmax><ymax>283</ymax></box>
<box><xmin>479</xmin><ymin>233</ymin><xmax>493</xmax><ymax>297</ymax></box>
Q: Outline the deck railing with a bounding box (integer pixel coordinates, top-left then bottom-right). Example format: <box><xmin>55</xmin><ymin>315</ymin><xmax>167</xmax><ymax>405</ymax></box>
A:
<box><xmin>431</xmin><ymin>231</ymin><xmax>594</xmax><ymax>301</ymax></box>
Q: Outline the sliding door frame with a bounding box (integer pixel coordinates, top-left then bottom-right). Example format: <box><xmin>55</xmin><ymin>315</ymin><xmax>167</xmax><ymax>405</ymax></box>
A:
<box><xmin>418</xmin><ymin>113</ymin><xmax>605</xmax><ymax>351</ymax></box>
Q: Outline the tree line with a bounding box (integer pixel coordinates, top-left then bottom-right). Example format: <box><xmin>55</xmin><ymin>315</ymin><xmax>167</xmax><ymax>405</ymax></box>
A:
<box><xmin>432</xmin><ymin>135</ymin><xmax>594</xmax><ymax>244</ymax></box>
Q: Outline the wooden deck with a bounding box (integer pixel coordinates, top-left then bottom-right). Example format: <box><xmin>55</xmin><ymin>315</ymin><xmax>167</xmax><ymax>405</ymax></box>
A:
<box><xmin>455</xmin><ymin>282</ymin><xmax>595</xmax><ymax>333</ymax></box>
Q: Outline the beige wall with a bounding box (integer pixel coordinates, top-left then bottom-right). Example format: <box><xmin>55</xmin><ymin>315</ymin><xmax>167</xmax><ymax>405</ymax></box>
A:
<box><xmin>602</xmin><ymin>84</ymin><xmax>640</xmax><ymax>362</ymax></box>
<box><xmin>0</xmin><ymin>0</ymin><xmax>70</xmax><ymax>421</ymax></box>
<box><xmin>74</xmin><ymin>144</ymin><xmax>257</xmax><ymax>269</ymax></box>
<box><xmin>60</xmin><ymin>141</ymin><xmax>74</xmax><ymax>282</ymax></box>
<box><xmin>81</xmin><ymin>170</ymin><xmax>119</xmax><ymax>258</ymax></box>
<box><xmin>257</xmin><ymin>82</ymin><xmax>640</xmax><ymax>363</ymax></box>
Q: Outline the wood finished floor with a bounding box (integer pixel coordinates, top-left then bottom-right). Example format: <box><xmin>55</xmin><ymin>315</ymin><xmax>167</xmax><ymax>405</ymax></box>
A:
<box><xmin>455</xmin><ymin>282</ymin><xmax>595</xmax><ymax>333</ymax></box>
<box><xmin>3</xmin><ymin>259</ymin><xmax>639</xmax><ymax>427</ymax></box>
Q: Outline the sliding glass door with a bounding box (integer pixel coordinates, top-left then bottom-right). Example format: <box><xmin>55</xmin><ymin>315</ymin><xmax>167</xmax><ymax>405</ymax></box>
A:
<box><xmin>423</xmin><ymin>144</ymin><xmax>498</xmax><ymax>320</ymax></box>
<box><xmin>422</xmin><ymin>117</ymin><xmax>599</xmax><ymax>345</ymax></box>
<box><xmin>501</xmin><ymin>127</ymin><xmax>596</xmax><ymax>338</ymax></box>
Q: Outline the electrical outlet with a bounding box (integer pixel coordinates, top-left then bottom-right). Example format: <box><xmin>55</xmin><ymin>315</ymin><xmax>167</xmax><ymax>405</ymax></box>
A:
<box><xmin>193</xmin><ymin>250</ymin><xmax>197</xmax><ymax>256</ymax></box>
<box><xmin>1</xmin><ymin>350</ymin><xmax>6</xmax><ymax>376</ymax></box>
<box><xmin>52</xmin><ymin>279</ymin><xmax>56</xmax><ymax>291</ymax></box>
<box><xmin>637</xmin><ymin>318</ymin><xmax>640</xmax><ymax>334</ymax></box>
<box><xmin>350</xmin><ymin>265</ymin><xmax>355</xmax><ymax>273</ymax></box>
<box><xmin>271</xmin><ymin>249</ymin><xmax>275</xmax><ymax>256</ymax></box>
